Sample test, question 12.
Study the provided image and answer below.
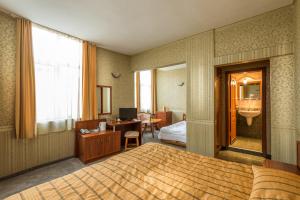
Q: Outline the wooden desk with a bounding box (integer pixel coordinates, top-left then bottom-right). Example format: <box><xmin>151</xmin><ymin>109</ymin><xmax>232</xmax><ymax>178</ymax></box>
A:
<box><xmin>263</xmin><ymin>159</ymin><xmax>300</xmax><ymax>175</ymax></box>
<box><xmin>142</xmin><ymin>118</ymin><xmax>162</xmax><ymax>137</ymax></box>
<box><xmin>79</xmin><ymin>131</ymin><xmax>121</xmax><ymax>163</ymax></box>
<box><xmin>107</xmin><ymin>120</ymin><xmax>142</xmax><ymax>146</ymax></box>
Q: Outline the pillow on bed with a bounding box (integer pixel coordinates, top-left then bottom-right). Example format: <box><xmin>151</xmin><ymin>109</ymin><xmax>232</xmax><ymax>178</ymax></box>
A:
<box><xmin>249</xmin><ymin>165</ymin><xmax>300</xmax><ymax>200</ymax></box>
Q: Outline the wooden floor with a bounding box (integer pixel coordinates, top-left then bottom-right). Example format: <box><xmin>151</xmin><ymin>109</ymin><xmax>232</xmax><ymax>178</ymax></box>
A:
<box><xmin>216</xmin><ymin>150</ymin><xmax>265</xmax><ymax>166</ymax></box>
<box><xmin>229</xmin><ymin>136</ymin><xmax>262</xmax><ymax>152</ymax></box>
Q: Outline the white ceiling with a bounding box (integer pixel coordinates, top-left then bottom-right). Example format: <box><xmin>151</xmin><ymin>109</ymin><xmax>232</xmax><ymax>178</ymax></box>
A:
<box><xmin>0</xmin><ymin>0</ymin><xmax>293</xmax><ymax>55</ymax></box>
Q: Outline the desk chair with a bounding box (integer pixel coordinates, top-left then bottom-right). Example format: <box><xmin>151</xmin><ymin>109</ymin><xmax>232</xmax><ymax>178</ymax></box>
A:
<box><xmin>124</xmin><ymin>131</ymin><xmax>139</xmax><ymax>151</ymax></box>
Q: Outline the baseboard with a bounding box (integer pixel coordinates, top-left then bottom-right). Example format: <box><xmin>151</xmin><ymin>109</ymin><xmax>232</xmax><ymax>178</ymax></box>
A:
<box><xmin>0</xmin><ymin>156</ymin><xmax>75</xmax><ymax>181</ymax></box>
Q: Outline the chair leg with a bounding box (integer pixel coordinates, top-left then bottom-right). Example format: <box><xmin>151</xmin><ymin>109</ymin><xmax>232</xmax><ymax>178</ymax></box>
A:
<box><xmin>125</xmin><ymin>138</ymin><xmax>128</xmax><ymax>151</ymax></box>
<box><xmin>151</xmin><ymin>124</ymin><xmax>154</xmax><ymax>138</ymax></box>
<box><xmin>136</xmin><ymin>137</ymin><xmax>139</xmax><ymax>147</ymax></box>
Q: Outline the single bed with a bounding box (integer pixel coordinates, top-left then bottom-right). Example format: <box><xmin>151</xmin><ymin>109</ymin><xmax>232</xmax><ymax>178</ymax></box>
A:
<box><xmin>6</xmin><ymin>143</ymin><xmax>255</xmax><ymax>200</ymax></box>
<box><xmin>158</xmin><ymin>120</ymin><xmax>186</xmax><ymax>145</ymax></box>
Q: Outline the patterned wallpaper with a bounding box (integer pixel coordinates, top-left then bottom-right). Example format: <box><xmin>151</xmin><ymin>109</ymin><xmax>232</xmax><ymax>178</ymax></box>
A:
<box><xmin>0</xmin><ymin>12</ymin><xmax>16</xmax><ymax>127</ymax></box>
<box><xmin>130</xmin><ymin>5</ymin><xmax>297</xmax><ymax>162</ymax></box>
<box><xmin>96</xmin><ymin>47</ymin><xmax>134</xmax><ymax>118</ymax></box>
<box><xmin>270</xmin><ymin>55</ymin><xmax>295</xmax><ymax>130</ymax></box>
<box><xmin>215</xmin><ymin>6</ymin><xmax>294</xmax><ymax>57</ymax></box>
<box><xmin>295</xmin><ymin>0</ymin><xmax>300</xmax><ymax>141</ymax></box>
<box><xmin>270</xmin><ymin>55</ymin><xmax>296</xmax><ymax>164</ymax></box>
<box><xmin>131</xmin><ymin>39</ymin><xmax>187</xmax><ymax>71</ymax></box>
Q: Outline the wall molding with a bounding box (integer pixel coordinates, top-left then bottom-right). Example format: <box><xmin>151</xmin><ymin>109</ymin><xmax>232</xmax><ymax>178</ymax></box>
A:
<box><xmin>214</xmin><ymin>43</ymin><xmax>294</xmax><ymax>66</ymax></box>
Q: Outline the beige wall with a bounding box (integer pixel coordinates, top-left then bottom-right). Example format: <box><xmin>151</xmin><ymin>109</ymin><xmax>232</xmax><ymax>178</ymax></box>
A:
<box><xmin>131</xmin><ymin>5</ymin><xmax>297</xmax><ymax>164</ymax></box>
<box><xmin>0</xmin><ymin>13</ymin><xmax>134</xmax><ymax>178</ymax></box>
<box><xmin>96</xmin><ymin>47</ymin><xmax>134</xmax><ymax>118</ymax></box>
<box><xmin>156</xmin><ymin>68</ymin><xmax>186</xmax><ymax>123</ymax></box>
<box><xmin>0</xmin><ymin>12</ymin><xmax>75</xmax><ymax>178</ymax></box>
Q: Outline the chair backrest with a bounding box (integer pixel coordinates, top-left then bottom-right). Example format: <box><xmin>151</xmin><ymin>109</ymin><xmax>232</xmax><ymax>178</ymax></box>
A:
<box><xmin>137</xmin><ymin>112</ymin><xmax>151</xmax><ymax>121</ymax></box>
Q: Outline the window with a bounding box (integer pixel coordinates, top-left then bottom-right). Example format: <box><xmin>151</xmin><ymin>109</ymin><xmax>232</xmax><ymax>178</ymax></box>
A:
<box><xmin>139</xmin><ymin>70</ymin><xmax>152</xmax><ymax>113</ymax></box>
<box><xmin>32</xmin><ymin>25</ymin><xmax>82</xmax><ymax>125</ymax></box>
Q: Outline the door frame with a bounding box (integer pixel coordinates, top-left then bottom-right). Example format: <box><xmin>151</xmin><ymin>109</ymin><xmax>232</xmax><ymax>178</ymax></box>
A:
<box><xmin>215</xmin><ymin>60</ymin><xmax>269</xmax><ymax>157</ymax></box>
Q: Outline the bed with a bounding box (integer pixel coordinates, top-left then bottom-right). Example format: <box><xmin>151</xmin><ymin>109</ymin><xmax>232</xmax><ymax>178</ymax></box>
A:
<box><xmin>6</xmin><ymin>143</ymin><xmax>300</xmax><ymax>200</ymax></box>
<box><xmin>158</xmin><ymin>120</ymin><xmax>186</xmax><ymax>145</ymax></box>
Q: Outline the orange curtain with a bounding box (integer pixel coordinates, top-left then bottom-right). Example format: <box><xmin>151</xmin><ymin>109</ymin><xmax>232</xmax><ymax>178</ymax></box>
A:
<box><xmin>15</xmin><ymin>18</ymin><xmax>36</xmax><ymax>139</ymax></box>
<box><xmin>135</xmin><ymin>72</ymin><xmax>140</xmax><ymax>112</ymax></box>
<box><xmin>151</xmin><ymin>69</ymin><xmax>157</xmax><ymax>114</ymax></box>
<box><xmin>82</xmin><ymin>41</ymin><xmax>97</xmax><ymax>120</ymax></box>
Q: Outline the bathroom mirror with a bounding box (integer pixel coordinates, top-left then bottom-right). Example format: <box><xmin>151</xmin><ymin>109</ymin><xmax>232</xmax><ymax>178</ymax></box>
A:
<box><xmin>238</xmin><ymin>82</ymin><xmax>261</xmax><ymax>99</ymax></box>
<box><xmin>97</xmin><ymin>85</ymin><xmax>112</xmax><ymax>115</ymax></box>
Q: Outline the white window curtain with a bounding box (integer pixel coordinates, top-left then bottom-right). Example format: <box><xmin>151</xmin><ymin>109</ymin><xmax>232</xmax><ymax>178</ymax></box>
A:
<box><xmin>139</xmin><ymin>70</ymin><xmax>152</xmax><ymax>113</ymax></box>
<box><xmin>32</xmin><ymin>24</ymin><xmax>82</xmax><ymax>133</ymax></box>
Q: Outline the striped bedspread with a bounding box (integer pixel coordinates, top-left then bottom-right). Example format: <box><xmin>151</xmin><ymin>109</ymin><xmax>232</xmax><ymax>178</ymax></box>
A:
<box><xmin>6</xmin><ymin>143</ymin><xmax>254</xmax><ymax>200</ymax></box>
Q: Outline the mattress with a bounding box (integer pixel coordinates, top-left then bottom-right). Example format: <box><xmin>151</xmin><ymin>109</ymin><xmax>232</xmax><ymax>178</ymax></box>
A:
<box><xmin>158</xmin><ymin>121</ymin><xmax>186</xmax><ymax>143</ymax></box>
<box><xmin>6</xmin><ymin>143</ymin><xmax>254</xmax><ymax>200</ymax></box>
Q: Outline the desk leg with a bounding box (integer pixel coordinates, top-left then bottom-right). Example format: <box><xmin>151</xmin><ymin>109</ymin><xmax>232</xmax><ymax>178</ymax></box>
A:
<box><xmin>113</xmin><ymin>126</ymin><xmax>115</xmax><ymax>132</ymax></box>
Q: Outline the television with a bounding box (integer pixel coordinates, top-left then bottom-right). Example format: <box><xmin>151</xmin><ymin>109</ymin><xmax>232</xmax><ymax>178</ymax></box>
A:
<box><xmin>119</xmin><ymin>108</ymin><xmax>137</xmax><ymax>121</ymax></box>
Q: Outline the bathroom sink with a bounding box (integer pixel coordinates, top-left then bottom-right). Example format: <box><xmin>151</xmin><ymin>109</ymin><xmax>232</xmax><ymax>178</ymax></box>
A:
<box><xmin>238</xmin><ymin>110</ymin><xmax>261</xmax><ymax>126</ymax></box>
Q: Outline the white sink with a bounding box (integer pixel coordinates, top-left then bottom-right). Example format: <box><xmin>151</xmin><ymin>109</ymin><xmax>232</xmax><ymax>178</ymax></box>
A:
<box><xmin>238</xmin><ymin>110</ymin><xmax>261</xmax><ymax>126</ymax></box>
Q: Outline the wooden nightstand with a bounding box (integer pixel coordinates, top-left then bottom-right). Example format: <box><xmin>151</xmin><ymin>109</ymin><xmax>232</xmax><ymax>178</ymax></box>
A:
<box><xmin>263</xmin><ymin>159</ymin><xmax>300</xmax><ymax>175</ymax></box>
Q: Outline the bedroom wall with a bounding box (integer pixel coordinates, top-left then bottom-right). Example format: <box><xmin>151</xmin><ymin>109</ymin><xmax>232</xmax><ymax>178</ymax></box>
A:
<box><xmin>156</xmin><ymin>68</ymin><xmax>186</xmax><ymax>123</ymax></box>
<box><xmin>130</xmin><ymin>5</ymin><xmax>297</xmax><ymax>164</ymax></box>
<box><xmin>0</xmin><ymin>13</ymin><xmax>134</xmax><ymax>178</ymax></box>
<box><xmin>96</xmin><ymin>47</ymin><xmax>134</xmax><ymax>118</ymax></box>
<box><xmin>295</xmin><ymin>0</ymin><xmax>300</xmax><ymax>144</ymax></box>
<box><xmin>0</xmin><ymin>12</ymin><xmax>75</xmax><ymax>178</ymax></box>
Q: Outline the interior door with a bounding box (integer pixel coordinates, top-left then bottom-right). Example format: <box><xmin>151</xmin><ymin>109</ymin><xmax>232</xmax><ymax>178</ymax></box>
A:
<box><xmin>214</xmin><ymin>68</ymin><xmax>222</xmax><ymax>154</ymax></box>
<box><xmin>228</xmin><ymin>74</ymin><xmax>237</xmax><ymax>145</ymax></box>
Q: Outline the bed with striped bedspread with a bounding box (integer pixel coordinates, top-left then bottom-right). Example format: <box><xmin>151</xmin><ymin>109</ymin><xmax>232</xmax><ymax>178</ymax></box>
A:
<box><xmin>6</xmin><ymin>143</ymin><xmax>254</xmax><ymax>200</ymax></box>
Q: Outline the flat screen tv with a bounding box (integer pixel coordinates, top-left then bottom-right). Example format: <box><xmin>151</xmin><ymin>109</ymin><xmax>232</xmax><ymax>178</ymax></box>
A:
<box><xmin>119</xmin><ymin>108</ymin><xmax>137</xmax><ymax>121</ymax></box>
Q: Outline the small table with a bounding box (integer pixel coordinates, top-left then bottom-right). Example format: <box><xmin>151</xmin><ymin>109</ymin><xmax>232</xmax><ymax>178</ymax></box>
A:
<box><xmin>263</xmin><ymin>159</ymin><xmax>300</xmax><ymax>175</ymax></box>
<box><xmin>142</xmin><ymin>118</ymin><xmax>162</xmax><ymax>138</ymax></box>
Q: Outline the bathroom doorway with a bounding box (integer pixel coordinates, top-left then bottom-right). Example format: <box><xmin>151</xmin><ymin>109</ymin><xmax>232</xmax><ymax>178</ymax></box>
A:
<box><xmin>215</xmin><ymin>61</ymin><xmax>269</xmax><ymax>158</ymax></box>
<box><xmin>227</xmin><ymin>70</ymin><xmax>263</xmax><ymax>153</ymax></box>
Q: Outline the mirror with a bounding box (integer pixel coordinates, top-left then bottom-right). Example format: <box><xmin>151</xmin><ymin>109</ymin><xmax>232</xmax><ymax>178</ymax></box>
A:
<box><xmin>97</xmin><ymin>85</ymin><xmax>112</xmax><ymax>115</ymax></box>
<box><xmin>238</xmin><ymin>82</ymin><xmax>260</xmax><ymax>99</ymax></box>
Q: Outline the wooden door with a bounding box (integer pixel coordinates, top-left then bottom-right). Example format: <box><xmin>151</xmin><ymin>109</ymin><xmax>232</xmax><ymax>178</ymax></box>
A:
<box><xmin>214</xmin><ymin>68</ymin><xmax>222</xmax><ymax>154</ymax></box>
<box><xmin>228</xmin><ymin>74</ymin><xmax>237</xmax><ymax>145</ymax></box>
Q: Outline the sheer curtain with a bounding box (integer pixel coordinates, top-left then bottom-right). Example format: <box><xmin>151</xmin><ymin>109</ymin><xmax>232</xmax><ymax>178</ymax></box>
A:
<box><xmin>139</xmin><ymin>70</ymin><xmax>152</xmax><ymax>113</ymax></box>
<box><xmin>32</xmin><ymin>24</ymin><xmax>82</xmax><ymax>133</ymax></box>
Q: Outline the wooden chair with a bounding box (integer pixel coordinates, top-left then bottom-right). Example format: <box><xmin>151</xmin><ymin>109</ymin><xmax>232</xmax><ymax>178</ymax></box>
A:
<box><xmin>137</xmin><ymin>112</ymin><xmax>152</xmax><ymax>135</ymax></box>
<box><xmin>124</xmin><ymin>131</ymin><xmax>140</xmax><ymax>151</ymax></box>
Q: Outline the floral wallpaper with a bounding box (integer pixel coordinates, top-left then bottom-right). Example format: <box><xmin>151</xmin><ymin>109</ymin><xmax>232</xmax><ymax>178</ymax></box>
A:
<box><xmin>0</xmin><ymin>13</ymin><xmax>16</xmax><ymax>127</ymax></box>
<box><xmin>215</xmin><ymin>6</ymin><xmax>294</xmax><ymax>57</ymax></box>
<box><xmin>270</xmin><ymin>55</ymin><xmax>295</xmax><ymax>130</ymax></box>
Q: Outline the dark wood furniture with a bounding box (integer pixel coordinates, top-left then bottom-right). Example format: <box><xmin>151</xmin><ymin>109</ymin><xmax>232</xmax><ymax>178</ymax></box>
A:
<box><xmin>79</xmin><ymin>131</ymin><xmax>121</xmax><ymax>163</ymax></box>
<box><xmin>107</xmin><ymin>120</ymin><xmax>142</xmax><ymax>146</ymax></box>
<box><xmin>155</xmin><ymin>111</ymin><xmax>172</xmax><ymax>128</ymax></box>
<box><xmin>263</xmin><ymin>159</ymin><xmax>300</xmax><ymax>175</ymax></box>
<box><xmin>75</xmin><ymin>119</ymin><xmax>103</xmax><ymax>157</ymax></box>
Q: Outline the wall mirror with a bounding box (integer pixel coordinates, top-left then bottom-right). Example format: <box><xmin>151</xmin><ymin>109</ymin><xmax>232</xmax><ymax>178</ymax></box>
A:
<box><xmin>238</xmin><ymin>82</ymin><xmax>261</xmax><ymax>99</ymax></box>
<box><xmin>97</xmin><ymin>85</ymin><xmax>112</xmax><ymax>115</ymax></box>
